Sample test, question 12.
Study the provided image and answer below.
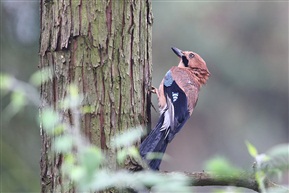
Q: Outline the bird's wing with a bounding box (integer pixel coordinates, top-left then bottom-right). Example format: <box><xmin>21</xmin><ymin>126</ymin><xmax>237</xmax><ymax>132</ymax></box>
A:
<box><xmin>161</xmin><ymin>69</ymin><xmax>190</xmax><ymax>142</ymax></box>
<box><xmin>171</xmin><ymin>67</ymin><xmax>200</xmax><ymax>115</ymax></box>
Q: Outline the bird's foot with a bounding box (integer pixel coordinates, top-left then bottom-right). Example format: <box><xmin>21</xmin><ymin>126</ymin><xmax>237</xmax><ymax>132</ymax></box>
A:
<box><xmin>151</xmin><ymin>86</ymin><xmax>158</xmax><ymax>94</ymax></box>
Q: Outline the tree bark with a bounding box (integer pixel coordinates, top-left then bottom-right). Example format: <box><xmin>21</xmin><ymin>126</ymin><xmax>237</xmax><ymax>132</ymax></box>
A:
<box><xmin>39</xmin><ymin>0</ymin><xmax>153</xmax><ymax>192</ymax></box>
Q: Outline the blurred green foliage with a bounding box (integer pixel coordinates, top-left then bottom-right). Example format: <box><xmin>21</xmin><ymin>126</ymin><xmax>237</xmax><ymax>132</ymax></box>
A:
<box><xmin>1</xmin><ymin>74</ymin><xmax>193</xmax><ymax>192</ymax></box>
<box><xmin>205</xmin><ymin>156</ymin><xmax>242</xmax><ymax>178</ymax></box>
<box><xmin>245</xmin><ymin>142</ymin><xmax>289</xmax><ymax>193</ymax></box>
<box><xmin>1</xmin><ymin>67</ymin><xmax>288</xmax><ymax>193</ymax></box>
<box><xmin>1</xmin><ymin>1</ymin><xmax>288</xmax><ymax>192</ymax></box>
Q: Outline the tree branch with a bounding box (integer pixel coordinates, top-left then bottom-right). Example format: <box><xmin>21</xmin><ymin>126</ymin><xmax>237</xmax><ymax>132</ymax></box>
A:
<box><xmin>181</xmin><ymin>171</ymin><xmax>259</xmax><ymax>192</ymax></box>
<box><xmin>162</xmin><ymin>171</ymin><xmax>287</xmax><ymax>193</ymax></box>
<box><xmin>128</xmin><ymin>159</ymin><xmax>260</xmax><ymax>191</ymax></box>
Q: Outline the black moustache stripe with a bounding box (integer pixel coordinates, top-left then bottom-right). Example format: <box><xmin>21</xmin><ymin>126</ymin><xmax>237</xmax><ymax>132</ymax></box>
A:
<box><xmin>182</xmin><ymin>56</ymin><xmax>189</xmax><ymax>67</ymax></box>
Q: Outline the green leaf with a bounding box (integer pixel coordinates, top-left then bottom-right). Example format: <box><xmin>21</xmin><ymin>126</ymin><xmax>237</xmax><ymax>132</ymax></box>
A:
<box><xmin>81</xmin><ymin>105</ymin><xmax>96</xmax><ymax>114</ymax></box>
<box><xmin>111</xmin><ymin>126</ymin><xmax>144</xmax><ymax>149</ymax></box>
<box><xmin>2</xmin><ymin>90</ymin><xmax>27</xmax><ymax>120</ymax></box>
<box><xmin>60</xmin><ymin>84</ymin><xmax>82</xmax><ymax>109</ymax></box>
<box><xmin>116</xmin><ymin>149</ymin><xmax>127</xmax><ymax>164</ymax></box>
<box><xmin>146</xmin><ymin>152</ymin><xmax>168</xmax><ymax>161</ymax></box>
<box><xmin>127</xmin><ymin>146</ymin><xmax>140</xmax><ymax>159</ymax></box>
<box><xmin>68</xmin><ymin>84</ymin><xmax>79</xmax><ymax>97</ymax></box>
<box><xmin>142</xmin><ymin>171</ymin><xmax>190</xmax><ymax>192</ymax></box>
<box><xmin>261</xmin><ymin>144</ymin><xmax>289</xmax><ymax>179</ymax></box>
<box><xmin>64</xmin><ymin>153</ymin><xmax>75</xmax><ymax>165</ymax></box>
<box><xmin>80</xmin><ymin>146</ymin><xmax>103</xmax><ymax>174</ymax></box>
<box><xmin>0</xmin><ymin>73</ymin><xmax>13</xmax><ymax>91</ymax></box>
<box><xmin>116</xmin><ymin>147</ymin><xmax>140</xmax><ymax>165</ymax></box>
<box><xmin>40</xmin><ymin>108</ymin><xmax>60</xmax><ymax>133</ymax></box>
<box><xmin>136</xmin><ymin>171</ymin><xmax>166</xmax><ymax>186</ymax></box>
<box><xmin>89</xmin><ymin>169</ymin><xmax>115</xmax><ymax>191</ymax></box>
<box><xmin>70</xmin><ymin>166</ymin><xmax>85</xmax><ymax>181</ymax></box>
<box><xmin>54</xmin><ymin>135</ymin><xmax>73</xmax><ymax>153</ymax></box>
<box><xmin>205</xmin><ymin>156</ymin><xmax>241</xmax><ymax>177</ymax></box>
<box><xmin>11</xmin><ymin>91</ymin><xmax>27</xmax><ymax>109</ymax></box>
<box><xmin>29</xmin><ymin>67</ymin><xmax>52</xmax><ymax>86</ymax></box>
<box><xmin>53</xmin><ymin>124</ymin><xmax>65</xmax><ymax>136</ymax></box>
<box><xmin>267</xmin><ymin>144</ymin><xmax>289</xmax><ymax>158</ymax></box>
<box><xmin>61</xmin><ymin>153</ymin><xmax>76</xmax><ymax>176</ymax></box>
<box><xmin>246</xmin><ymin>141</ymin><xmax>258</xmax><ymax>158</ymax></box>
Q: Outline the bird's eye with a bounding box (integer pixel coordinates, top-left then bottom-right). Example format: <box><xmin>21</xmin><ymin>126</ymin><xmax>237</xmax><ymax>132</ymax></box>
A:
<box><xmin>189</xmin><ymin>53</ymin><xmax>195</xmax><ymax>59</ymax></box>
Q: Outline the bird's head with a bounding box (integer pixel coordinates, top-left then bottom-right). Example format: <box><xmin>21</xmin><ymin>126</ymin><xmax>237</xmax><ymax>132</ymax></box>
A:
<box><xmin>171</xmin><ymin>47</ymin><xmax>210</xmax><ymax>85</ymax></box>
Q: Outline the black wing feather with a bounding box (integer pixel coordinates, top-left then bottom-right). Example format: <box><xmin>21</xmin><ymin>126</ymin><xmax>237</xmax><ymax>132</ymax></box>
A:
<box><xmin>164</xmin><ymin>81</ymin><xmax>190</xmax><ymax>142</ymax></box>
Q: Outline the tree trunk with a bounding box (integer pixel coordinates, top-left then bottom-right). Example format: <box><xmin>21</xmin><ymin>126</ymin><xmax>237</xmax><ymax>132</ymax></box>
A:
<box><xmin>39</xmin><ymin>0</ymin><xmax>152</xmax><ymax>192</ymax></box>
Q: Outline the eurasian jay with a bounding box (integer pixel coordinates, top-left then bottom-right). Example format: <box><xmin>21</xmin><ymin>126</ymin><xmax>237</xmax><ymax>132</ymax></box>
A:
<box><xmin>139</xmin><ymin>47</ymin><xmax>210</xmax><ymax>170</ymax></box>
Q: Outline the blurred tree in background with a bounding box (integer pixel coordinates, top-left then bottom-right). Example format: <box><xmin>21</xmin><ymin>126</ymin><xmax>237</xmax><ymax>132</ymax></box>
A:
<box><xmin>1</xmin><ymin>1</ymin><xmax>40</xmax><ymax>192</ymax></box>
<box><xmin>1</xmin><ymin>1</ymin><xmax>288</xmax><ymax>192</ymax></box>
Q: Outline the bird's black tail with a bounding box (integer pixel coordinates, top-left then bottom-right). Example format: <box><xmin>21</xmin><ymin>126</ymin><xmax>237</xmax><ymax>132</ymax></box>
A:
<box><xmin>139</xmin><ymin>113</ymin><xmax>168</xmax><ymax>170</ymax></box>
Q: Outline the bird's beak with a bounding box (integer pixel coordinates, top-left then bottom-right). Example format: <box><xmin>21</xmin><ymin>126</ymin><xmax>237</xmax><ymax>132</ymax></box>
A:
<box><xmin>171</xmin><ymin>47</ymin><xmax>183</xmax><ymax>58</ymax></box>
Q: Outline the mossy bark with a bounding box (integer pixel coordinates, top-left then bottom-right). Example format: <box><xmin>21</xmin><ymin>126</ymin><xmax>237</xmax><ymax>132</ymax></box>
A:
<box><xmin>39</xmin><ymin>0</ymin><xmax>153</xmax><ymax>192</ymax></box>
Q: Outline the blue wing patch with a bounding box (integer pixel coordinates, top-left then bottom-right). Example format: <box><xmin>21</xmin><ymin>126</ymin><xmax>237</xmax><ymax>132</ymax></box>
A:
<box><xmin>163</xmin><ymin>70</ymin><xmax>179</xmax><ymax>102</ymax></box>
<box><xmin>164</xmin><ymin>70</ymin><xmax>174</xmax><ymax>87</ymax></box>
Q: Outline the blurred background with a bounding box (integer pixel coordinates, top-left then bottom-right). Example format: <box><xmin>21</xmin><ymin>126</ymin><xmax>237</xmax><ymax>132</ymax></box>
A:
<box><xmin>1</xmin><ymin>0</ymin><xmax>288</xmax><ymax>192</ymax></box>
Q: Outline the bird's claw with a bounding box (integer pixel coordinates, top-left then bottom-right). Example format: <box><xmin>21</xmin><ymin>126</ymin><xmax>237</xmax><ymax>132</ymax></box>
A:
<box><xmin>151</xmin><ymin>86</ymin><xmax>157</xmax><ymax>94</ymax></box>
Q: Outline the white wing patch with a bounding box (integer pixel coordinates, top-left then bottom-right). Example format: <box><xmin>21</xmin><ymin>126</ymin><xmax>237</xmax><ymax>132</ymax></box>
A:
<box><xmin>160</xmin><ymin>109</ymin><xmax>171</xmax><ymax>138</ymax></box>
<box><xmin>172</xmin><ymin>92</ymin><xmax>179</xmax><ymax>102</ymax></box>
<box><xmin>159</xmin><ymin>96</ymin><xmax>175</xmax><ymax>139</ymax></box>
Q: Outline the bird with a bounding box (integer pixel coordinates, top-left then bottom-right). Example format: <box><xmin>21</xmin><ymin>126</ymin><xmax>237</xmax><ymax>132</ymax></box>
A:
<box><xmin>139</xmin><ymin>47</ymin><xmax>210</xmax><ymax>170</ymax></box>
